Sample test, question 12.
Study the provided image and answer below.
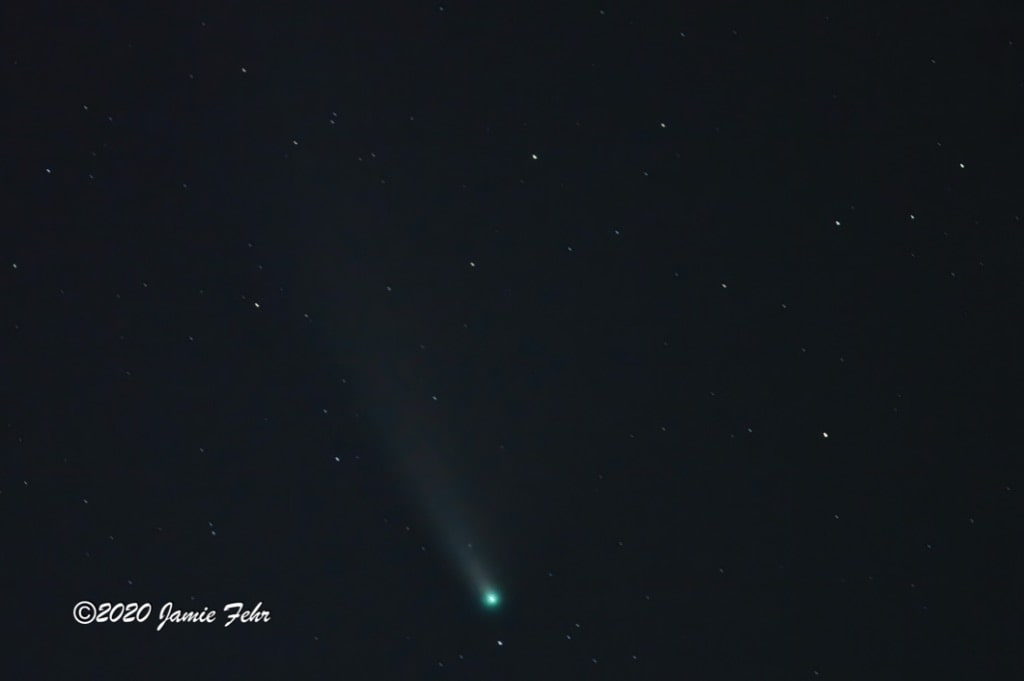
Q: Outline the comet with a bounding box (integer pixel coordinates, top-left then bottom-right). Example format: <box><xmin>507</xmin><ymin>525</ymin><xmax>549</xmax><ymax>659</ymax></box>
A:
<box><xmin>481</xmin><ymin>588</ymin><xmax>502</xmax><ymax>610</ymax></box>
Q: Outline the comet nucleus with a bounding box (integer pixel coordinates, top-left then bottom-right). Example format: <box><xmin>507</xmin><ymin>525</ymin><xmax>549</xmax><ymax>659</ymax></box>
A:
<box><xmin>482</xmin><ymin>589</ymin><xmax>502</xmax><ymax>609</ymax></box>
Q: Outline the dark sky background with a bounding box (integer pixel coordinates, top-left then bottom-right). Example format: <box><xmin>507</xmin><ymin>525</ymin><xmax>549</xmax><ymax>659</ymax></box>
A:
<box><xmin>3</xmin><ymin>1</ymin><xmax>1022</xmax><ymax>678</ymax></box>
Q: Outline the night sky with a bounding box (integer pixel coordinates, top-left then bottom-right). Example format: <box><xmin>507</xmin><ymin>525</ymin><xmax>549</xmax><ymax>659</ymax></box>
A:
<box><xmin>4</xmin><ymin>2</ymin><xmax>1023</xmax><ymax>678</ymax></box>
